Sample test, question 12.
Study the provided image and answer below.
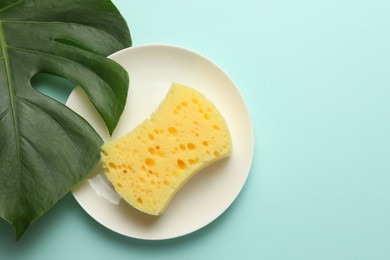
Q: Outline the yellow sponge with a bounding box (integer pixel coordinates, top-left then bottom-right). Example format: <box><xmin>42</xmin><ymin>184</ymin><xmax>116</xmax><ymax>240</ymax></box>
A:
<box><xmin>101</xmin><ymin>83</ymin><xmax>232</xmax><ymax>215</ymax></box>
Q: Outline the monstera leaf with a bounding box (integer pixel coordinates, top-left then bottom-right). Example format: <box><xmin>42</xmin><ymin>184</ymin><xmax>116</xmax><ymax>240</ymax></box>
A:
<box><xmin>0</xmin><ymin>0</ymin><xmax>131</xmax><ymax>239</ymax></box>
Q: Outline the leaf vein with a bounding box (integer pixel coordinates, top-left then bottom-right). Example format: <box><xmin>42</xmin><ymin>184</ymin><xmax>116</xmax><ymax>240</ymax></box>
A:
<box><xmin>0</xmin><ymin>108</ymin><xmax>7</xmax><ymax>120</ymax></box>
<box><xmin>8</xmin><ymin>45</ymin><xmax>119</xmax><ymax>103</ymax></box>
<box><xmin>16</xmin><ymin>96</ymin><xmax>80</xmax><ymax>154</ymax></box>
<box><xmin>0</xmin><ymin>20</ymin><xmax>22</xmax><ymax>183</ymax></box>
<box><xmin>0</xmin><ymin>0</ymin><xmax>24</xmax><ymax>14</ymax></box>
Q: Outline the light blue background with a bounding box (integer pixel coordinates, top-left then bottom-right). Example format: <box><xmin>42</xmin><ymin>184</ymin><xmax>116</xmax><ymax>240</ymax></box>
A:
<box><xmin>2</xmin><ymin>0</ymin><xmax>390</xmax><ymax>259</ymax></box>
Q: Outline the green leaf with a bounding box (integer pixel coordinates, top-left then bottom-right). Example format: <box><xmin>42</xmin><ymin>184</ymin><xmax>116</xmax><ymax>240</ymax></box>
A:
<box><xmin>0</xmin><ymin>0</ymin><xmax>131</xmax><ymax>239</ymax></box>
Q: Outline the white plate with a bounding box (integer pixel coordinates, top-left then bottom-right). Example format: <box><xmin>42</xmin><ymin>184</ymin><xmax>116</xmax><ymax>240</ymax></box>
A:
<box><xmin>66</xmin><ymin>44</ymin><xmax>254</xmax><ymax>240</ymax></box>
